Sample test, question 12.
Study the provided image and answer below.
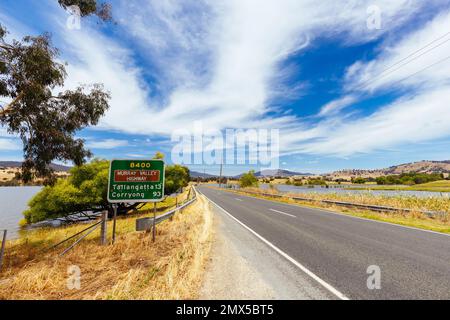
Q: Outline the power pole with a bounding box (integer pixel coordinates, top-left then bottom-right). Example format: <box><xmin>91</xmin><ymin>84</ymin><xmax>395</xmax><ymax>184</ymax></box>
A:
<box><xmin>219</xmin><ymin>161</ymin><xmax>223</xmax><ymax>188</ymax></box>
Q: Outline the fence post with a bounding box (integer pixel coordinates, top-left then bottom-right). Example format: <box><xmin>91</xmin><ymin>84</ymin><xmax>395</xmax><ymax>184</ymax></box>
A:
<box><xmin>170</xmin><ymin>197</ymin><xmax>178</xmax><ymax>221</ymax></box>
<box><xmin>100</xmin><ymin>211</ymin><xmax>108</xmax><ymax>245</ymax></box>
<box><xmin>0</xmin><ymin>230</ymin><xmax>6</xmax><ymax>271</ymax></box>
<box><xmin>112</xmin><ymin>205</ymin><xmax>118</xmax><ymax>244</ymax></box>
<box><xmin>187</xmin><ymin>187</ymin><xmax>191</xmax><ymax>200</ymax></box>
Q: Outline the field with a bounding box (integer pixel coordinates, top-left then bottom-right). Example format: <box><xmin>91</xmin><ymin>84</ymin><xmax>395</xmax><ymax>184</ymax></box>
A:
<box><xmin>0</xmin><ymin>167</ymin><xmax>69</xmax><ymax>186</ymax></box>
<box><xmin>0</xmin><ymin>194</ymin><xmax>213</xmax><ymax>300</ymax></box>
<box><xmin>347</xmin><ymin>180</ymin><xmax>450</xmax><ymax>192</ymax></box>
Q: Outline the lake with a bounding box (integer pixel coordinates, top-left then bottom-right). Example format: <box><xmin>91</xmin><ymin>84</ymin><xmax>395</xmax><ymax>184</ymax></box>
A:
<box><xmin>0</xmin><ymin>186</ymin><xmax>42</xmax><ymax>239</ymax></box>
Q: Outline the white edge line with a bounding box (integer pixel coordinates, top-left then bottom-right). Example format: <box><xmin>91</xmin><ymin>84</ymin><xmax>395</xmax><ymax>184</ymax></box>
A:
<box><xmin>203</xmin><ymin>193</ymin><xmax>350</xmax><ymax>300</ymax></box>
<box><xmin>220</xmin><ymin>189</ymin><xmax>450</xmax><ymax>239</ymax></box>
<box><xmin>235</xmin><ymin>198</ymin><xmax>243</xmax><ymax>201</ymax></box>
<box><xmin>269</xmin><ymin>208</ymin><xmax>296</xmax><ymax>218</ymax></box>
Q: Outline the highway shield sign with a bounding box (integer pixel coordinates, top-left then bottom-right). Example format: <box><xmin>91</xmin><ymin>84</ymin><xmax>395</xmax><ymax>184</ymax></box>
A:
<box><xmin>107</xmin><ymin>159</ymin><xmax>165</xmax><ymax>203</ymax></box>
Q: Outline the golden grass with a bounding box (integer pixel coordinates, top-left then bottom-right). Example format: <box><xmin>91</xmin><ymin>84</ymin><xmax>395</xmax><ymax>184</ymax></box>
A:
<box><xmin>210</xmin><ymin>186</ymin><xmax>450</xmax><ymax>234</ymax></box>
<box><xmin>346</xmin><ymin>180</ymin><xmax>450</xmax><ymax>192</ymax></box>
<box><xmin>0</xmin><ymin>193</ymin><xmax>213</xmax><ymax>300</ymax></box>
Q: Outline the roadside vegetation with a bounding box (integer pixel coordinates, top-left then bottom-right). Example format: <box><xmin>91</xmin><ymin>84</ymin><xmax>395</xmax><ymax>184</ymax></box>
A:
<box><xmin>346</xmin><ymin>180</ymin><xmax>450</xmax><ymax>192</ymax></box>
<box><xmin>211</xmin><ymin>186</ymin><xmax>450</xmax><ymax>234</ymax></box>
<box><xmin>239</xmin><ymin>170</ymin><xmax>259</xmax><ymax>188</ymax></box>
<box><xmin>23</xmin><ymin>157</ymin><xmax>190</xmax><ymax>225</ymax></box>
<box><xmin>0</xmin><ymin>193</ymin><xmax>213</xmax><ymax>300</ymax></box>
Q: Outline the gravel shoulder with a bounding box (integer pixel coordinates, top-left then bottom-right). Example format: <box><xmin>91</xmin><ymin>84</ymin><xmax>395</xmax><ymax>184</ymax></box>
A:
<box><xmin>199</xmin><ymin>203</ymin><xmax>335</xmax><ymax>300</ymax></box>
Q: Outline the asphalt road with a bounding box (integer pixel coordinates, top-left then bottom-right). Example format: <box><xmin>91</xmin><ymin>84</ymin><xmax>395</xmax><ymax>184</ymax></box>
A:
<box><xmin>198</xmin><ymin>186</ymin><xmax>450</xmax><ymax>300</ymax></box>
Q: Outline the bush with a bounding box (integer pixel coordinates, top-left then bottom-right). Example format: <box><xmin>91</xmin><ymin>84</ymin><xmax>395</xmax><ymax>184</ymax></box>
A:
<box><xmin>165</xmin><ymin>165</ymin><xmax>190</xmax><ymax>195</ymax></box>
<box><xmin>239</xmin><ymin>170</ymin><xmax>259</xmax><ymax>188</ymax></box>
<box><xmin>24</xmin><ymin>159</ymin><xmax>109</xmax><ymax>224</ymax></box>
<box><xmin>352</xmin><ymin>177</ymin><xmax>367</xmax><ymax>184</ymax></box>
<box><xmin>376</xmin><ymin>173</ymin><xmax>443</xmax><ymax>185</ymax></box>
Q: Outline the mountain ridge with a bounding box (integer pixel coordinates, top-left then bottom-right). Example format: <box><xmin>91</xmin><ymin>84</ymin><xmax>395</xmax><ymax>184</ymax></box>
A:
<box><xmin>329</xmin><ymin>160</ymin><xmax>450</xmax><ymax>178</ymax></box>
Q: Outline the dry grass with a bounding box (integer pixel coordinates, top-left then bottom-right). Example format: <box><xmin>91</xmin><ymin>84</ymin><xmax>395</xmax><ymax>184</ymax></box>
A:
<box><xmin>212</xmin><ymin>186</ymin><xmax>450</xmax><ymax>234</ymax></box>
<box><xmin>0</xmin><ymin>193</ymin><xmax>213</xmax><ymax>300</ymax></box>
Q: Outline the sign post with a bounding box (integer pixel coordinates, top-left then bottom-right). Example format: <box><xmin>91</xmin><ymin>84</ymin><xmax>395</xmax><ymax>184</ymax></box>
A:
<box><xmin>107</xmin><ymin>159</ymin><xmax>165</xmax><ymax>242</ymax></box>
<box><xmin>152</xmin><ymin>203</ymin><xmax>157</xmax><ymax>242</ymax></box>
<box><xmin>112</xmin><ymin>205</ymin><xmax>118</xmax><ymax>244</ymax></box>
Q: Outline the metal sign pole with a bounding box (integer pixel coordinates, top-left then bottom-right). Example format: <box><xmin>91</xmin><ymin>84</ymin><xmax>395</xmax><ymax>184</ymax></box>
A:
<box><xmin>112</xmin><ymin>205</ymin><xmax>118</xmax><ymax>244</ymax></box>
<box><xmin>152</xmin><ymin>203</ymin><xmax>156</xmax><ymax>242</ymax></box>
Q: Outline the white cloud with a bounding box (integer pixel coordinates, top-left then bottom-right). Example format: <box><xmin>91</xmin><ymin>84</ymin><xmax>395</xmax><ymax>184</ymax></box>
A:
<box><xmin>319</xmin><ymin>95</ymin><xmax>358</xmax><ymax>116</ymax></box>
<box><xmin>0</xmin><ymin>138</ymin><xmax>20</xmax><ymax>151</ymax></box>
<box><xmin>344</xmin><ymin>10</ymin><xmax>450</xmax><ymax>93</ymax></box>
<box><xmin>300</xmin><ymin>8</ymin><xmax>450</xmax><ymax>156</ymax></box>
<box><xmin>86</xmin><ymin>139</ymin><xmax>129</xmax><ymax>149</ymax></box>
<box><xmin>297</xmin><ymin>87</ymin><xmax>450</xmax><ymax>156</ymax></box>
<box><xmin>3</xmin><ymin>0</ymin><xmax>449</xmax><ymax>160</ymax></box>
<box><xmin>58</xmin><ymin>0</ymin><xmax>425</xmax><ymax>136</ymax></box>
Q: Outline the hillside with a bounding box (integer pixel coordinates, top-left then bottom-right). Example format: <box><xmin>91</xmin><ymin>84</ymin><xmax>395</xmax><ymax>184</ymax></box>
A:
<box><xmin>0</xmin><ymin>161</ymin><xmax>71</xmax><ymax>185</ymax></box>
<box><xmin>234</xmin><ymin>169</ymin><xmax>312</xmax><ymax>178</ymax></box>
<box><xmin>329</xmin><ymin>160</ymin><xmax>450</xmax><ymax>179</ymax></box>
<box><xmin>0</xmin><ymin>161</ymin><xmax>71</xmax><ymax>172</ymax></box>
<box><xmin>190</xmin><ymin>171</ymin><xmax>218</xmax><ymax>178</ymax></box>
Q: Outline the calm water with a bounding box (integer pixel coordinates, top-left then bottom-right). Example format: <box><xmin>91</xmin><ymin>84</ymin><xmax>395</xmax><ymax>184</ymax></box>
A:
<box><xmin>0</xmin><ymin>186</ymin><xmax>42</xmax><ymax>239</ymax></box>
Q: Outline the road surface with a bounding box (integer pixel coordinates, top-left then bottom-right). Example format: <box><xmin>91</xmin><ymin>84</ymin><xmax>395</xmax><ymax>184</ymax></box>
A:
<box><xmin>198</xmin><ymin>186</ymin><xmax>450</xmax><ymax>300</ymax></box>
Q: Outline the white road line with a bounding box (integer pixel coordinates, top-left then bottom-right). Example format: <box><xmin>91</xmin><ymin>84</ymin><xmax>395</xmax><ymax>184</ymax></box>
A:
<box><xmin>269</xmin><ymin>208</ymin><xmax>296</xmax><ymax>218</ymax></box>
<box><xmin>235</xmin><ymin>198</ymin><xmax>243</xmax><ymax>202</ymax></box>
<box><xmin>215</xmin><ymin>188</ymin><xmax>450</xmax><ymax>239</ymax></box>
<box><xmin>203</xmin><ymin>193</ymin><xmax>349</xmax><ymax>300</ymax></box>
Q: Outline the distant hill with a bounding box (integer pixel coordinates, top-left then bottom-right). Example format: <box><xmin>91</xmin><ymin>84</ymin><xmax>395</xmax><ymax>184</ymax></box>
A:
<box><xmin>329</xmin><ymin>160</ymin><xmax>450</xmax><ymax>179</ymax></box>
<box><xmin>234</xmin><ymin>169</ymin><xmax>312</xmax><ymax>178</ymax></box>
<box><xmin>0</xmin><ymin>161</ymin><xmax>71</xmax><ymax>172</ymax></box>
<box><xmin>190</xmin><ymin>171</ymin><xmax>218</xmax><ymax>178</ymax></box>
<box><xmin>256</xmin><ymin>169</ymin><xmax>312</xmax><ymax>177</ymax></box>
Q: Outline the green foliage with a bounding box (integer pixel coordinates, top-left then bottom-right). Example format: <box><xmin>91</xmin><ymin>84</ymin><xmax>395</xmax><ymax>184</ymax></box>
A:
<box><xmin>293</xmin><ymin>180</ymin><xmax>303</xmax><ymax>186</ymax></box>
<box><xmin>376</xmin><ymin>173</ymin><xmax>444</xmax><ymax>185</ymax></box>
<box><xmin>239</xmin><ymin>170</ymin><xmax>259</xmax><ymax>188</ymax></box>
<box><xmin>307</xmin><ymin>178</ymin><xmax>327</xmax><ymax>186</ymax></box>
<box><xmin>352</xmin><ymin>177</ymin><xmax>367</xmax><ymax>184</ymax></box>
<box><xmin>0</xmin><ymin>24</ymin><xmax>110</xmax><ymax>184</ymax></box>
<box><xmin>165</xmin><ymin>165</ymin><xmax>190</xmax><ymax>195</ymax></box>
<box><xmin>153</xmin><ymin>152</ymin><xmax>165</xmax><ymax>160</ymax></box>
<box><xmin>24</xmin><ymin>160</ymin><xmax>109</xmax><ymax>223</ymax></box>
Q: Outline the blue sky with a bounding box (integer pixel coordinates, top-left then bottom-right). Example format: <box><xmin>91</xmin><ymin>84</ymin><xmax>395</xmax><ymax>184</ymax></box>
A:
<box><xmin>1</xmin><ymin>0</ymin><xmax>450</xmax><ymax>175</ymax></box>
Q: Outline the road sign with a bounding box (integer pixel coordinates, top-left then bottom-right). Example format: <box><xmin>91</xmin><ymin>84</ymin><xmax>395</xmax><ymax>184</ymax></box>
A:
<box><xmin>107</xmin><ymin>159</ymin><xmax>165</xmax><ymax>203</ymax></box>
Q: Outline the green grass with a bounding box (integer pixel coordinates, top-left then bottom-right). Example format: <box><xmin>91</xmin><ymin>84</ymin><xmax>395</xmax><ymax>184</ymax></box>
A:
<box><xmin>406</xmin><ymin>180</ymin><xmax>450</xmax><ymax>192</ymax></box>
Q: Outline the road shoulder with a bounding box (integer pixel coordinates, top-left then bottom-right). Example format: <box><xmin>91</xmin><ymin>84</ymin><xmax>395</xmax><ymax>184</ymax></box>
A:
<box><xmin>199</xmin><ymin>202</ymin><xmax>335</xmax><ymax>300</ymax></box>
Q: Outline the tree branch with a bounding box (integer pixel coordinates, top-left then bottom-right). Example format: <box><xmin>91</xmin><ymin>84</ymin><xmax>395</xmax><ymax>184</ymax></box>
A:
<box><xmin>0</xmin><ymin>92</ymin><xmax>23</xmax><ymax>116</ymax></box>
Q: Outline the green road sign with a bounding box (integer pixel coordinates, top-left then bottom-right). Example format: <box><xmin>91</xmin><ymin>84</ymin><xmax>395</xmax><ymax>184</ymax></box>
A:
<box><xmin>107</xmin><ymin>159</ymin><xmax>165</xmax><ymax>203</ymax></box>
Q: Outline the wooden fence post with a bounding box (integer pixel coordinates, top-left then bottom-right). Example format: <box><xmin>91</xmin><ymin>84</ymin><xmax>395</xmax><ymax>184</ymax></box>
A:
<box><xmin>100</xmin><ymin>211</ymin><xmax>108</xmax><ymax>245</ymax></box>
<box><xmin>0</xmin><ymin>230</ymin><xmax>6</xmax><ymax>271</ymax></box>
<box><xmin>112</xmin><ymin>205</ymin><xmax>118</xmax><ymax>244</ymax></box>
<box><xmin>170</xmin><ymin>197</ymin><xmax>178</xmax><ymax>221</ymax></box>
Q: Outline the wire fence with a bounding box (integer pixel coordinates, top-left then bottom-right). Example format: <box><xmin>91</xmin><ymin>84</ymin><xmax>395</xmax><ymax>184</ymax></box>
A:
<box><xmin>0</xmin><ymin>187</ymin><xmax>198</xmax><ymax>273</ymax></box>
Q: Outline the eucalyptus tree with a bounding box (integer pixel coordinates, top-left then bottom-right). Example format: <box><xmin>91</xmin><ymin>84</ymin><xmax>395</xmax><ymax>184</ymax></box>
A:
<box><xmin>0</xmin><ymin>1</ymin><xmax>112</xmax><ymax>184</ymax></box>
